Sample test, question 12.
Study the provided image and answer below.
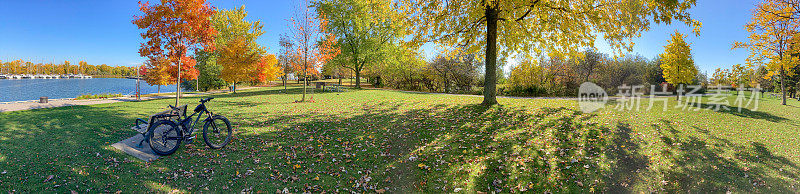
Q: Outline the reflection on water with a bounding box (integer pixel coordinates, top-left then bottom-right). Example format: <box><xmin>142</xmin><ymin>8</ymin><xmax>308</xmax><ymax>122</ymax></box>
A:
<box><xmin>0</xmin><ymin>78</ymin><xmax>182</xmax><ymax>102</ymax></box>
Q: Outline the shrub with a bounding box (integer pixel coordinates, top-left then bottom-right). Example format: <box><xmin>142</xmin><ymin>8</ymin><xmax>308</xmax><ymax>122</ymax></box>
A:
<box><xmin>76</xmin><ymin>93</ymin><xmax>123</xmax><ymax>100</ymax></box>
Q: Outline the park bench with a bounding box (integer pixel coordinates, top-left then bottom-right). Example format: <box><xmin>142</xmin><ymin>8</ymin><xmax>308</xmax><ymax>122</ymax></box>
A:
<box><xmin>325</xmin><ymin>84</ymin><xmax>346</xmax><ymax>92</ymax></box>
<box><xmin>131</xmin><ymin>105</ymin><xmax>187</xmax><ymax>147</ymax></box>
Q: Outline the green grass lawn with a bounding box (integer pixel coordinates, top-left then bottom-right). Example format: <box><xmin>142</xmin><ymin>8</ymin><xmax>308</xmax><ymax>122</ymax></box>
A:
<box><xmin>1</xmin><ymin>87</ymin><xmax>799</xmax><ymax>193</ymax></box>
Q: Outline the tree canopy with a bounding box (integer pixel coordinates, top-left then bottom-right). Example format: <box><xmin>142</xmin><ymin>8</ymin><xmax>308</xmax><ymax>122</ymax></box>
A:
<box><xmin>211</xmin><ymin>5</ymin><xmax>265</xmax><ymax>56</ymax></box>
<box><xmin>314</xmin><ymin>0</ymin><xmax>407</xmax><ymax>88</ymax></box>
<box><xmin>218</xmin><ymin>37</ymin><xmax>261</xmax><ymax>93</ymax></box>
<box><xmin>659</xmin><ymin>31</ymin><xmax>697</xmax><ymax>88</ymax></box>
<box><xmin>400</xmin><ymin>0</ymin><xmax>701</xmax><ymax>105</ymax></box>
<box><xmin>289</xmin><ymin>0</ymin><xmax>339</xmax><ymax>102</ymax></box>
<box><xmin>211</xmin><ymin>5</ymin><xmax>280</xmax><ymax>93</ymax></box>
<box><xmin>733</xmin><ymin>0</ymin><xmax>800</xmax><ymax>105</ymax></box>
<box><xmin>133</xmin><ymin>0</ymin><xmax>216</xmax><ymax>105</ymax></box>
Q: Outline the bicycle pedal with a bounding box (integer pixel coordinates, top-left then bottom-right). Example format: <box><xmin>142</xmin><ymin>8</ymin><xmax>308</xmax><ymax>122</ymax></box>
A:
<box><xmin>186</xmin><ymin>136</ymin><xmax>195</xmax><ymax>144</ymax></box>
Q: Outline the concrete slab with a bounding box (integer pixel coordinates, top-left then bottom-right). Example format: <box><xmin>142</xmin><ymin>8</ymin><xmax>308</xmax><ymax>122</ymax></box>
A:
<box><xmin>111</xmin><ymin>134</ymin><xmax>160</xmax><ymax>162</ymax></box>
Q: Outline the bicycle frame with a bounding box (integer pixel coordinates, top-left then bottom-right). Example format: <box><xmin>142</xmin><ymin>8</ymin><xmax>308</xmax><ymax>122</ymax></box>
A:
<box><xmin>173</xmin><ymin>103</ymin><xmax>215</xmax><ymax>136</ymax></box>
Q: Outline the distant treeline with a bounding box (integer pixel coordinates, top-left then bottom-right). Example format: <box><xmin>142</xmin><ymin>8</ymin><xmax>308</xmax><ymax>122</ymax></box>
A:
<box><xmin>0</xmin><ymin>59</ymin><xmax>136</xmax><ymax>76</ymax></box>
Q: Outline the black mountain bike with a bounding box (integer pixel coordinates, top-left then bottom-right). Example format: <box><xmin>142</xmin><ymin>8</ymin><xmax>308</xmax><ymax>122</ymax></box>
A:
<box><xmin>148</xmin><ymin>97</ymin><xmax>232</xmax><ymax>155</ymax></box>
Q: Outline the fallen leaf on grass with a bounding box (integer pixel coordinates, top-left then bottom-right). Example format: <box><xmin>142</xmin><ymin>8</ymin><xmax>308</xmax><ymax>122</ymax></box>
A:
<box><xmin>44</xmin><ymin>175</ymin><xmax>54</xmax><ymax>183</ymax></box>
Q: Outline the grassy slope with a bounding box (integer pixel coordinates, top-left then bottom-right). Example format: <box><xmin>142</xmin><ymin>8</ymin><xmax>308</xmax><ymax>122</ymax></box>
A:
<box><xmin>0</xmin><ymin>86</ymin><xmax>798</xmax><ymax>193</ymax></box>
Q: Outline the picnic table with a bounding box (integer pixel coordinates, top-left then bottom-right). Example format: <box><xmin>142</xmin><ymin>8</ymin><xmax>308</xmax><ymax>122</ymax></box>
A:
<box><xmin>325</xmin><ymin>84</ymin><xmax>346</xmax><ymax>92</ymax></box>
<box><xmin>313</xmin><ymin>82</ymin><xmax>328</xmax><ymax>89</ymax></box>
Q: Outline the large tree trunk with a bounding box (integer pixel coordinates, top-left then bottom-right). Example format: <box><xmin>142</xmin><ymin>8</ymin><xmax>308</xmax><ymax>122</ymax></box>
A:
<box><xmin>781</xmin><ymin>68</ymin><xmax>786</xmax><ymax>105</ymax></box>
<box><xmin>355</xmin><ymin>70</ymin><xmax>361</xmax><ymax>89</ymax></box>
<box><xmin>781</xmin><ymin>53</ymin><xmax>786</xmax><ymax>105</ymax></box>
<box><xmin>482</xmin><ymin>6</ymin><xmax>499</xmax><ymax>106</ymax></box>
<box><xmin>233</xmin><ymin>82</ymin><xmax>237</xmax><ymax>94</ymax></box>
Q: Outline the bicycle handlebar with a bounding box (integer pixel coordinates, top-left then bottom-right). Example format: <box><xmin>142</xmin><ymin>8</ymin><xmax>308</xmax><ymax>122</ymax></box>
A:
<box><xmin>200</xmin><ymin>97</ymin><xmax>214</xmax><ymax>103</ymax></box>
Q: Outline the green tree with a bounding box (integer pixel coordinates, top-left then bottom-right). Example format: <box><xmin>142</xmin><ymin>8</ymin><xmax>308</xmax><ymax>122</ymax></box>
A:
<box><xmin>659</xmin><ymin>31</ymin><xmax>698</xmax><ymax>100</ymax></box>
<box><xmin>400</xmin><ymin>0</ymin><xmax>701</xmax><ymax>106</ymax></box>
<box><xmin>314</xmin><ymin>0</ymin><xmax>406</xmax><ymax>89</ymax></box>
<box><xmin>194</xmin><ymin>51</ymin><xmax>226</xmax><ymax>91</ymax></box>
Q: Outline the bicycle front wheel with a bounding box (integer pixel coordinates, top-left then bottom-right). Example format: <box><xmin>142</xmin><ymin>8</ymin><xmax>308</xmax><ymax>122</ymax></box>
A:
<box><xmin>203</xmin><ymin>115</ymin><xmax>232</xmax><ymax>149</ymax></box>
<box><xmin>148</xmin><ymin>120</ymin><xmax>182</xmax><ymax>155</ymax></box>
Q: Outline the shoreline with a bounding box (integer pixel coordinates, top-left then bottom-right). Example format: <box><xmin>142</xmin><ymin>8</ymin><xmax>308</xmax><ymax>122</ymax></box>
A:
<box><xmin>0</xmin><ymin>86</ymin><xmax>256</xmax><ymax>113</ymax></box>
<box><xmin>0</xmin><ymin>78</ymin><xmax>181</xmax><ymax>103</ymax></box>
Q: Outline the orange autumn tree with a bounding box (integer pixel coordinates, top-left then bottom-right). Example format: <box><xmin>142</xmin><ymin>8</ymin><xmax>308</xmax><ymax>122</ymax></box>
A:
<box><xmin>289</xmin><ymin>0</ymin><xmax>339</xmax><ymax>102</ymax></box>
<box><xmin>218</xmin><ymin>38</ymin><xmax>282</xmax><ymax>93</ymax></box>
<box><xmin>133</xmin><ymin>0</ymin><xmax>216</xmax><ymax>106</ymax></box>
<box><xmin>255</xmin><ymin>54</ymin><xmax>283</xmax><ymax>83</ymax></box>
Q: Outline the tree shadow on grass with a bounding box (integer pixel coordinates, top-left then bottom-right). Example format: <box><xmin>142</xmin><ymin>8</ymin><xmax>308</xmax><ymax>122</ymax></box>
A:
<box><xmin>604</xmin><ymin>123</ymin><xmax>650</xmax><ymax>193</ymax></box>
<box><xmin>0</xmin><ymin>104</ymin><xmax>177</xmax><ymax>192</ymax></box>
<box><xmin>7</xmin><ymin>94</ymin><xmax>799</xmax><ymax>193</ymax></box>
<box><xmin>194</xmin><ymin>100</ymin><xmax>800</xmax><ymax>193</ymax></box>
<box><xmin>634</xmin><ymin>120</ymin><xmax>800</xmax><ymax>193</ymax></box>
<box><xmin>687</xmin><ymin>102</ymin><xmax>788</xmax><ymax>123</ymax></box>
<box><xmin>170</xmin><ymin>102</ymin><xmax>616</xmax><ymax>193</ymax></box>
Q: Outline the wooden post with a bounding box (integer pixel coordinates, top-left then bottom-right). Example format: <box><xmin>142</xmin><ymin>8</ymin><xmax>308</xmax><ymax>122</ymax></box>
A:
<box><xmin>136</xmin><ymin>65</ymin><xmax>141</xmax><ymax>101</ymax></box>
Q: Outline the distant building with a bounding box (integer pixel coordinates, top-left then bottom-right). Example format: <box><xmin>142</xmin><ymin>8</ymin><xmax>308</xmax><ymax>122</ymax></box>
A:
<box><xmin>285</xmin><ymin>73</ymin><xmax>297</xmax><ymax>80</ymax></box>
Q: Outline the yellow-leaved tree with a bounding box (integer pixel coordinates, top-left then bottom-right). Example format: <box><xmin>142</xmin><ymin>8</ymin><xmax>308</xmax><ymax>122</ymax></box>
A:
<box><xmin>733</xmin><ymin>0</ymin><xmax>799</xmax><ymax>105</ymax></box>
<box><xmin>660</xmin><ymin>31</ymin><xmax>698</xmax><ymax>100</ymax></box>
<box><xmin>400</xmin><ymin>0</ymin><xmax>701</xmax><ymax>106</ymax></box>
<box><xmin>218</xmin><ymin>38</ymin><xmax>260</xmax><ymax>93</ymax></box>
<box><xmin>711</xmin><ymin>68</ymin><xmax>730</xmax><ymax>86</ymax></box>
<box><xmin>509</xmin><ymin>60</ymin><xmax>545</xmax><ymax>89</ymax></box>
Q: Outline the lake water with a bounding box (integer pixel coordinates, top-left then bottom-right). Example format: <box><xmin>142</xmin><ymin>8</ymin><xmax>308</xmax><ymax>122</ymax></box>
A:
<box><xmin>0</xmin><ymin>78</ymin><xmax>181</xmax><ymax>102</ymax></box>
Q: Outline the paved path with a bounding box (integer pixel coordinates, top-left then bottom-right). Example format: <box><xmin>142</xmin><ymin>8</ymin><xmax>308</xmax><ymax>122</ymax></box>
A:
<box><xmin>0</xmin><ymin>97</ymin><xmax>156</xmax><ymax>112</ymax></box>
<box><xmin>0</xmin><ymin>87</ymin><xmax>258</xmax><ymax>113</ymax></box>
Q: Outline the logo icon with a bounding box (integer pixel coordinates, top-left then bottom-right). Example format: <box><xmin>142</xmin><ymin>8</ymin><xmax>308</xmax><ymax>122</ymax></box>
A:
<box><xmin>578</xmin><ymin>82</ymin><xmax>608</xmax><ymax>113</ymax></box>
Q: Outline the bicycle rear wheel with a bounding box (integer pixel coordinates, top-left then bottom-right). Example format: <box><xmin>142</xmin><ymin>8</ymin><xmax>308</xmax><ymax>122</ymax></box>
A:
<box><xmin>148</xmin><ymin>120</ymin><xmax>182</xmax><ymax>155</ymax></box>
<box><xmin>203</xmin><ymin>115</ymin><xmax>232</xmax><ymax>149</ymax></box>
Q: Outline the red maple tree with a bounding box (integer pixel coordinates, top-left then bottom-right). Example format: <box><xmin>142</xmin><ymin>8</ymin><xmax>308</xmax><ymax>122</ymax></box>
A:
<box><xmin>133</xmin><ymin>0</ymin><xmax>216</xmax><ymax>106</ymax></box>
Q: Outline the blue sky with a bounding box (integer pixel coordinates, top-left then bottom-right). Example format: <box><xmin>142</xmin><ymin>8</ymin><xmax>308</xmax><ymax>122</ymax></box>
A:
<box><xmin>594</xmin><ymin>0</ymin><xmax>759</xmax><ymax>74</ymax></box>
<box><xmin>0</xmin><ymin>0</ymin><xmax>759</xmax><ymax>74</ymax></box>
